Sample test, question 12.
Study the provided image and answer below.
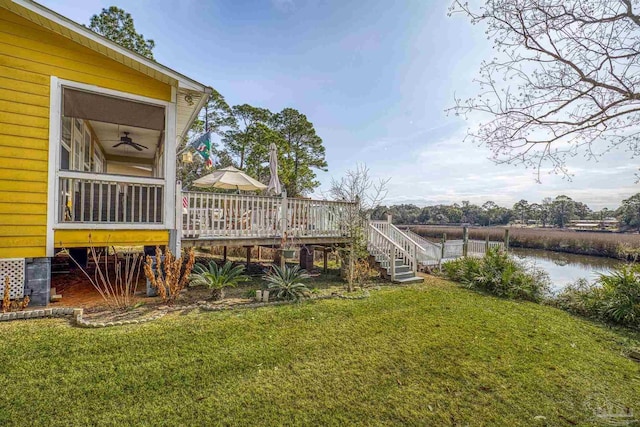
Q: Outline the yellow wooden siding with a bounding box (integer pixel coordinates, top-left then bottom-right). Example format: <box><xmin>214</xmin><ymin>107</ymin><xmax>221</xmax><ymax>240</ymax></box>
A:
<box><xmin>0</xmin><ymin>7</ymin><xmax>173</xmax><ymax>258</ymax></box>
<box><xmin>54</xmin><ymin>230</ymin><xmax>169</xmax><ymax>248</ymax></box>
<box><xmin>0</xmin><ymin>246</ymin><xmax>45</xmax><ymax>258</ymax></box>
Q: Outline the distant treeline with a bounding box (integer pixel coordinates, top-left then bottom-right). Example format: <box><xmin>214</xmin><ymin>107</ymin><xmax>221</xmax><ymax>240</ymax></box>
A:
<box><xmin>371</xmin><ymin>193</ymin><xmax>640</xmax><ymax>230</ymax></box>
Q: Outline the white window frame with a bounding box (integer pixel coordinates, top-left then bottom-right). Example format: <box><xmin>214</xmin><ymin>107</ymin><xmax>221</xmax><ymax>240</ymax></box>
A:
<box><xmin>60</xmin><ymin>116</ymin><xmax>72</xmax><ymax>170</ymax></box>
<box><xmin>71</xmin><ymin>118</ymin><xmax>84</xmax><ymax>171</ymax></box>
<box><xmin>93</xmin><ymin>141</ymin><xmax>105</xmax><ymax>173</ymax></box>
<box><xmin>46</xmin><ymin>77</ymin><xmax>177</xmax><ymax>256</ymax></box>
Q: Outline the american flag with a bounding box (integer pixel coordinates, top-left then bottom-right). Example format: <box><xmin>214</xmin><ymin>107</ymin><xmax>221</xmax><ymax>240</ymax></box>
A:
<box><xmin>182</xmin><ymin>196</ymin><xmax>188</xmax><ymax>208</ymax></box>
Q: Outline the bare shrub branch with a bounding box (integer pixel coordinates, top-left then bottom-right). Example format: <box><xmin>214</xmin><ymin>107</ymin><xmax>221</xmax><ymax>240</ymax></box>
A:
<box><xmin>63</xmin><ymin>244</ymin><xmax>143</xmax><ymax>310</ymax></box>
<box><xmin>329</xmin><ymin>164</ymin><xmax>390</xmax><ymax>291</ymax></box>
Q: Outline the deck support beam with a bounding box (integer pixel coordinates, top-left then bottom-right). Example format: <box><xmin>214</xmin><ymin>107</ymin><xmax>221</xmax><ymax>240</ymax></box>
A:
<box><xmin>245</xmin><ymin>246</ymin><xmax>252</xmax><ymax>268</ymax></box>
<box><xmin>323</xmin><ymin>249</ymin><xmax>328</xmax><ymax>272</ymax></box>
<box><xmin>223</xmin><ymin>246</ymin><xmax>227</xmax><ymax>262</ymax></box>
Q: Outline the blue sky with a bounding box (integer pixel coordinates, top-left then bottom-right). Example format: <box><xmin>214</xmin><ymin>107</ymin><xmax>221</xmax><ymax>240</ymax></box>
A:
<box><xmin>42</xmin><ymin>0</ymin><xmax>638</xmax><ymax>209</ymax></box>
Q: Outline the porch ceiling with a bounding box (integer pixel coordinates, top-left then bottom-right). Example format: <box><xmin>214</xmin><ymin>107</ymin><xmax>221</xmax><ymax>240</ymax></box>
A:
<box><xmin>90</xmin><ymin>120</ymin><xmax>161</xmax><ymax>160</ymax></box>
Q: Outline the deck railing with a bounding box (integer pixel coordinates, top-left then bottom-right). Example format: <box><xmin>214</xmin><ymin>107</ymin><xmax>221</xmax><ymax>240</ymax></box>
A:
<box><xmin>57</xmin><ymin>172</ymin><xmax>164</xmax><ymax>225</ymax></box>
<box><xmin>181</xmin><ymin>191</ymin><xmax>354</xmax><ymax>240</ymax></box>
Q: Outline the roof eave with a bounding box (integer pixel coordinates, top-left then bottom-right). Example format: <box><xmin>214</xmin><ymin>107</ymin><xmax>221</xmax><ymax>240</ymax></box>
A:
<box><xmin>10</xmin><ymin>0</ymin><xmax>209</xmax><ymax>93</ymax></box>
<box><xmin>179</xmin><ymin>87</ymin><xmax>212</xmax><ymax>141</ymax></box>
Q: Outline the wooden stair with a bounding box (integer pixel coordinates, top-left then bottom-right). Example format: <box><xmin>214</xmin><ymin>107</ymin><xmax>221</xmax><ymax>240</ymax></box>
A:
<box><xmin>369</xmin><ymin>254</ymin><xmax>423</xmax><ymax>284</ymax></box>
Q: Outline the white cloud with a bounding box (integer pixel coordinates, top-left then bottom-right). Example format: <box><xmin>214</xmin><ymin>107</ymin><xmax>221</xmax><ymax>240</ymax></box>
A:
<box><xmin>348</xmin><ymin>124</ymin><xmax>640</xmax><ymax>210</ymax></box>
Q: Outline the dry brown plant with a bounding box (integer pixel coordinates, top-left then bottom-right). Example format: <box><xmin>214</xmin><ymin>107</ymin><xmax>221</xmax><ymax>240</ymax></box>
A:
<box><xmin>144</xmin><ymin>246</ymin><xmax>195</xmax><ymax>305</ymax></box>
<box><xmin>18</xmin><ymin>295</ymin><xmax>29</xmax><ymax>311</ymax></box>
<box><xmin>2</xmin><ymin>277</ymin><xmax>10</xmax><ymax>313</ymax></box>
<box><xmin>63</xmin><ymin>241</ymin><xmax>144</xmax><ymax>310</ymax></box>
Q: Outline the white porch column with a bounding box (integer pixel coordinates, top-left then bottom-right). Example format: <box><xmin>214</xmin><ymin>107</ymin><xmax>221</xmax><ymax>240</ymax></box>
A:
<box><xmin>173</xmin><ymin>181</ymin><xmax>182</xmax><ymax>255</ymax></box>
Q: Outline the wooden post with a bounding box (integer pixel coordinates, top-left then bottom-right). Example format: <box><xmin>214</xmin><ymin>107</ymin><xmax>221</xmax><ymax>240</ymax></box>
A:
<box><xmin>412</xmin><ymin>242</ymin><xmax>418</xmax><ymax>275</ymax></box>
<box><xmin>223</xmin><ymin>246</ymin><xmax>227</xmax><ymax>262</ymax></box>
<box><xmin>280</xmin><ymin>190</ymin><xmax>288</xmax><ymax>238</ymax></box>
<box><xmin>440</xmin><ymin>233</ymin><xmax>446</xmax><ymax>261</ymax></box>
<box><xmin>504</xmin><ymin>229</ymin><xmax>510</xmax><ymax>252</ymax></box>
<box><xmin>485</xmin><ymin>235</ymin><xmax>490</xmax><ymax>253</ymax></box>
<box><xmin>258</xmin><ymin>246</ymin><xmax>262</xmax><ymax>262</ymax></box>
<box><xmin>280</xmin><ymin>190</ymin><xmax>288</xmax><ymax>270</ymax></box>
<box><xmin>323</xmin><ymin>249</ymin><xmax>328</xmax><ymax>273</ymax></box>
<box><xmin>245</xmin><ymin>246</ymin><xmax>251</xmax><ymax>268</ymax></box>
<box><xmin>462</xmin><ymin>226</ymin><xmax>469</xmax><ymax>257</ymax></box>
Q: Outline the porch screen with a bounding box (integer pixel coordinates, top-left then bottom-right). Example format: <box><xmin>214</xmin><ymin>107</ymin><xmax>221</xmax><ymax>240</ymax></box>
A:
<box><xmin>62</xmin><ymin>88</ymin><xmax>165</xmax><ymax>131</ymax></box>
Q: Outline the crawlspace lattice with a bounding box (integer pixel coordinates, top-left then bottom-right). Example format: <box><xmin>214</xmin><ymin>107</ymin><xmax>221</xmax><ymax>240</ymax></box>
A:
<box><xmin>0</xmin><ymin>258</ymin><xmax>25</xmax><ymax>299</ymax></box>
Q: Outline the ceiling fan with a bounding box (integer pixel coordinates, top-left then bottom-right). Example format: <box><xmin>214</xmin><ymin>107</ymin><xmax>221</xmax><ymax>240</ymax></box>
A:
<box><xmin>110</xmin><ymin>132</ymin><xmax>147</xmax><ymax>151</ymax></box>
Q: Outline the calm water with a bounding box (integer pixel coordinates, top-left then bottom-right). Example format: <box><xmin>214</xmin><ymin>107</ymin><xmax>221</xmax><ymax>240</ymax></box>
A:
<box><xmin>510</xmin><ymin>248</ymin><xmax>622</xmax><ymax>293</ymax></box>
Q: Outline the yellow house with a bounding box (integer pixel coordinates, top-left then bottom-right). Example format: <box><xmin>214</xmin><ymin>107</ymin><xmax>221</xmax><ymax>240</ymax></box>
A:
<box><xmin>0</xmin><ymin>0</ymin><xmax>211</xmax><ymax>304</ymax></box>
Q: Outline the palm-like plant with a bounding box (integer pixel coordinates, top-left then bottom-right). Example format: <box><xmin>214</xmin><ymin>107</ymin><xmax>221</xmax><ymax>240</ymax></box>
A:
<box><xmin>189</xmin><ymin>261</ymin><xmax>247</xmax><ymax>300</ymax></box>
<box><xmin>597</xmin><ymin>264</ymin><xmax>640</xmax><ymax>327</ymax></box>
<box><xmin>264</xmin><ymin>265</ymin><xmax>310</xmax><ymax>302</ymax></box>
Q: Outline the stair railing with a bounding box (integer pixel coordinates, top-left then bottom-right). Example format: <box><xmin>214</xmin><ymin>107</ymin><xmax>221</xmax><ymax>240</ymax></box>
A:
<box><xmin>388</xmin><ymin>224</ymin><xmax>430</xmax><ymax>275</ymax></box>
<box><xmin>402</xmin><ymin>228</ymin><xmax>443</xmax><ymax>264</ymax></box>
<box><xmin>368</xmin><ymin>223</ymin><xmax>416</xmax><ymax>280</ymax></box>
<box><xmin>403</xmin><ymin>228</ymin><xmax>441</xmax><ymax>250</ymax></box>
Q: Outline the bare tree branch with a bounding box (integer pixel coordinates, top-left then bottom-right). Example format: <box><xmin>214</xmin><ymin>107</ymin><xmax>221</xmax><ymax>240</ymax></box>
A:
<box><xmin>448</xmin><ymin>0</ymin><xmax>640</xmax><ymax>178</ymax></box>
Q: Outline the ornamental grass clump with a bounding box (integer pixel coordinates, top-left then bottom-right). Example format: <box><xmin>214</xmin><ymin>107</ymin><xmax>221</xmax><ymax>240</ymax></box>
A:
<box><xmin>264</xmin><ymin>265</ymin><xmax>311</xmax><ymax>302</ymax></box>
<box><xmin>144</xmin><ymin>247</ymin><xmax>195</xmax><ymax>305</ymax></box>
<box><xmin>442</xmin><ymin>248</ymin><xmax>550</xmax><ymax>302</ymax></box>
<box><xmin>189</xmin><ymin>261</ymin><xmax>247</xmax><ymax>301</ymax></box>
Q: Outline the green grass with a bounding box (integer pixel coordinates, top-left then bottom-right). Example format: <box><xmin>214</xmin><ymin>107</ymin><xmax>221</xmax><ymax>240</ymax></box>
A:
<box><xmin>1</xmin><ymin>278</ymin><xmax>639</xmax><ymax>426</ymax></box>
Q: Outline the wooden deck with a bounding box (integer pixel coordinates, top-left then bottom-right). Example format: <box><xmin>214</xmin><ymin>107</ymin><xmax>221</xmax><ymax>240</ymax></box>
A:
<box><xmin>179</xmin><ymin>191</ymin><xmax>355</xmax><ymax>247</ymax></box>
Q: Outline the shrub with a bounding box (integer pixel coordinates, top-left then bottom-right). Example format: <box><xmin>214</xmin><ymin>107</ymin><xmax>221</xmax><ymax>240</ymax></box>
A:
<box><xmin>442</xmin><ymin>256</ymin><xmax>482</xmax><ymax>284</ymax></box>
<box><xmin>264</xmin><ymin>265</ymin><xmax>310</xmax><ymax>302</ymax></box>
<box><xmin>144</xmin><ymin>247</ymin><xmax>195</xmax><ymax>305</ymax></box>
<box><xmin>442</xmin><ymin>248</ymin><xmax>550</xmax><ymax>302</ymax></box>
<box><xmin>597</xmin><ymin>264</ymin><xmax>640</xmax><ymax>327</ymax></box>
<box><xmin>554</xmin><ymin>278</ymin><xmax>602</xmax><ymax>318</ymax></box>
<box><xmin>555</xmin><ymin>264</ymin><xmax>640</xmax><ymax>329</ymax></box>
<box><xmin>189</xmin><ymin>261</ymin><xmax>247</xmax><ymax>301</ymax></box>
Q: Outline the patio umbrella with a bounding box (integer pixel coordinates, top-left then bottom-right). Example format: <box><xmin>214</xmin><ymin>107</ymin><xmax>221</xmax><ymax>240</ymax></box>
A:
<box><xmin>266</xmin><ymin>143</ymin><xmax>282</xmax><ymax>195</ymax></box>
<box><xmin>192</xmin><ymin>166</ymin><xmax>267</xmax><ymax>191</ymax></box>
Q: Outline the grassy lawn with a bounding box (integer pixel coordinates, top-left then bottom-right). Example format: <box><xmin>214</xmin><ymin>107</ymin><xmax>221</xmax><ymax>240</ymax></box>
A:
<box><xmin>1</xmin><ymin>277</ymin><xmax>639</xmax><ymax>426</ymax></box>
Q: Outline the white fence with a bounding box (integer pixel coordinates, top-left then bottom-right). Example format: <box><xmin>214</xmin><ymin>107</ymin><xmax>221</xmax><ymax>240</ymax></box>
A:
<box><xmin>181</xmin><ymin>191</ymin><xmax>354</xmax><ymax>240</ymax></box>
<box><xmin>467</xmin><ymin>239</ymin><xmax>505</xmax><ymax>255</ymax></box>
<box><xmin>401</xmin><ymin>228</ymin><xmax>506</xmax><ymax>266</ymax></box>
